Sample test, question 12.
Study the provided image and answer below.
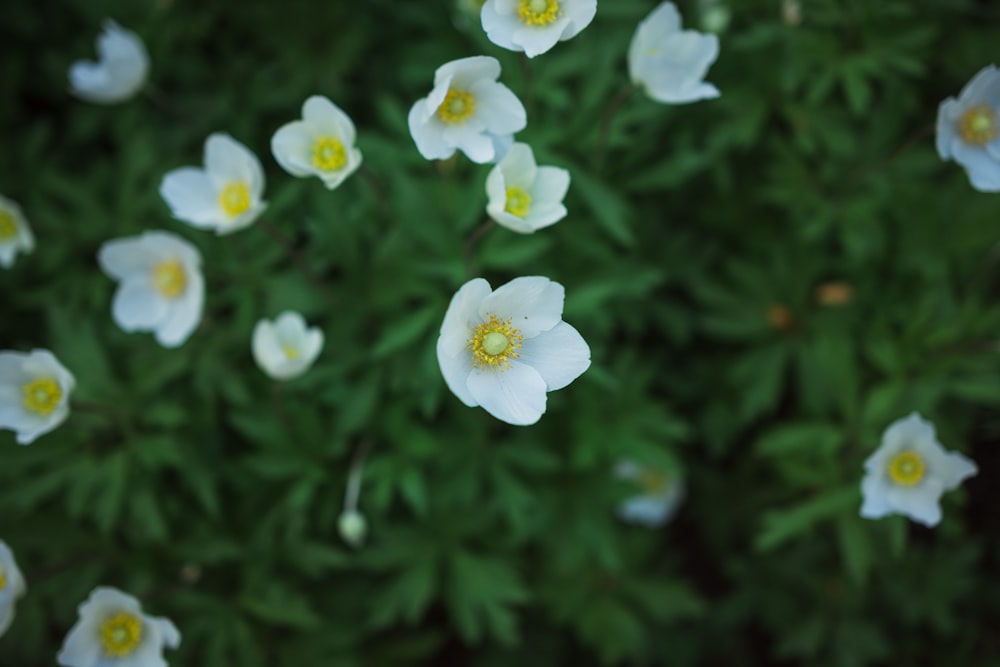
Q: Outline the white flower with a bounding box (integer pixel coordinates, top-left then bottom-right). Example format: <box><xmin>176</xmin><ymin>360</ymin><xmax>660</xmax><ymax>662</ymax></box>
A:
<box><xmin>57</xmin><ymin>586</ymin><xmax>180</xmax><ymax>667</ymax></box>
<box><xmin>0</xmin><ymin>349</ymin><xmax>75</xmax><ymax>445</ymax></box>
<box><xmin>271</xmin><ymin>96</ymin><xmax>363</xmax><ymax>190</ymax></box>
<box><xmin>486</xmin><ymin>142</ymin><xmax>570</xmax><ymax>233</ymax></box>
<box><xmin>480</xmin><ymin>0</ymin><xmax>597</xmax><ymax>58</ymax></box>
<box><xmin>251</xmin><ymin>311</ymin><xmax>324</xmax><ymax>380</ymax></box>
<box><xmin>936</xmin><ymin>65</ymin><xmax>1000</xmax><ymax>192</ymax></box>
<box><xmin>98</xmin><ymin>231</ymin><xmax>204</xmax><ymax>348</ymax></box>
<box><xmin>0</xmin><ymin>195</ymin><xmax>34</xmax><ymax>269</ymax></box>
<box><xmin>614</xmin><ymin>460</ymin><xmax>684</xmax><ymax>527</ymax></box>
<box><xmin>0</xmin><ymin>540</ymin><xmax>26</xmax><ymax>637</ymax></box>
<box><xmin>338</xmin><ymin>509</ymin><xmax>368</xmax><ymax>548</ymax></box>
<box><xmin>860</xmin><ymin>413</ymin><xmax>977</xmax><ymax>527</ymax></box>
<box><xmin>437</xmin><ymin>276</ymin><xmax>590</xmax><ymax>425</ymax></box>
<box><xmin>628</xmin><ymin>2</ymin><xmax>720</xmax><ymax>105</ymax></box>
<box><xmin>408</xmin><ymin>56</ymin><xmax>527</xmax><ymax>164</ymax></box>
<box><xmin>159</xmin><ymin>133</ymin><xmax>267</xmax><ymax>234</ymax></box>
<box><xmin>69</xmin><ymin>20</ymin><xmax>149</xmax><ymax>104</ymax></box>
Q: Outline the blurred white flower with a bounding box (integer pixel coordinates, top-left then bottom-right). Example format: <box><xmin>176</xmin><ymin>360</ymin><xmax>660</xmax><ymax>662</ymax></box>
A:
<box><xmin>57</xmin><ymin>586</ymin><xmax>179</xmax><ymax>667</ymax></box>
<box><xmin>480</xmin><ymin>0</ymin><xmax>597</xmax><ymax>58</ymax></box>
<box><xmin>98</xmin><ymin>231</ymin><xmax>204</xmax><ymax>348</ymax></box>
<box><xmin>408</xmin><ymin>56</ymin><xmax>526</xmax><ymax>164</ymax></box>
<box><xmin>0</xmin><ymin>349</ymin><xmax>75</xmax><ymax>445</ymax></box>
<box><xmin>0</xmin><ymin>195</ymin><xmax>34</xmax><ymax>269</ymax></box>
<box><xmin>615</xmin><ymin>460</ymin><xmax>684</xmax><ymax>527</ymax></box>
<box><xmin>860</xmin><ymin>412</ymin><xmax>977</xmax><ymax>527</ymax></box>
<box><xmin>628</xmin><ymin>2</ymin><xmax>720</xmax><ymax>104</ymax></box>
<box><xmin>160</xmin><ymin>133</ymin><xmax>267</xmax><ymax>234</ymax></box>
<box><xmin>936</xmin><ymin>65</ymin><xmax>1000</xmax><ymax>192</ymax></box>
<box><xmin>437</xmin><ymin>276</ymin><xmax>590</xmax><ymax>425</ymax></box>
<box><xmin>271</xmin><ymin>96</ymin><xmax>363</xmax><ymax>190</ymax></box>
<box><xmin>486</xmin><ymin>142</ymin><xmax>570</xmax><ymax>233</ymax></box>
<box><xmin>0</xmin><ymin>540</ymin><xmax>26</xmax><ymax>637</ymax></box>
<box><xmin>69</xmin><ymin>20</ymin><xmax>149</xmax><ymax>104</ymax></box>
<box><xmin>251</xmin><ymin>311</ymin><xmax>324</xmax><ymax>380</ymax></box>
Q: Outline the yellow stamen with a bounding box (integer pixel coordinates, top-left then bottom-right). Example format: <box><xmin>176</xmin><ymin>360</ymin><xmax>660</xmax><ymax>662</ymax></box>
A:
<box><xmin>0</xmin><ymin>567</ymin><xmax>7</xmax><ymax>590</ymax></box>
<box><xmin>219</xmin><ymin>181</ymin><xmax>251</xmax><ymax>218</ymax></box>
<box><xmin>151</xmin><ymin>260</ymin><xmax>186</xmax><ymax>298</ymax></box>
<box><xmin>958</xmin><ymin>105</ymin><xmax>999</xmax><ymax>146</ymax></box>
<box><xmin>504</xmin><ymin>186</ymin><xmax>532</xmax><ymax>217</ymax></box>
<box><xmin>311</xmin><ymin>136</ymin><xmax>347</xmax><ymax>171</ymax></box>
<box><xmin>518</xmin><ymin>0</ymin><xmax>561</xmax><ymax>26</ymax></box>
<box><xmin>100</xmin><ymin>612</ymin><xmax>143</xmax><ymax>657</ymax></box>
<box><xmin>468</xmin><ymin>314</ymin><xmax>524</xmax><ymax>372</ymax></box>
<box><xmin>283</xmin><ymin>345</ymin><xmax>299</xmax><ymax>360</ymax></box>
<box><xmin>22</xmin><ymin>378</ymin><xmax>62</xmax><ymax>416</ymax></box>
<box><xmin>887</xmin><ymin>451</ymin><xmax>925</xmax><ymax>486</ymax></box>
<box><xmin>0</xmin><ymin>211</ymin><xmax>17</xmax><ymax>240</ymax></box>
<box><xmin>637</xmin><ymin>469</ymin><xmax>669</xmax><ymax>495</ymax></box>
<box><xmin>436</xmin><ymin>89</ymin><xmax>476</xmax><ymax>125</ymax></box>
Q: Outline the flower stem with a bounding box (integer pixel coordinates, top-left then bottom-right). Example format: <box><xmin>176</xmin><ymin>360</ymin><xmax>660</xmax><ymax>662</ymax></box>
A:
<box><xmin>271</xmin><ymin>381</ymin><xmax>293</xmax><ymax>435</ymax></box>
<box><xmin>344</xmin><ymin>438</ymin><xmax>374</xmax><ymax>512</ymax></box>
<box><xmin>594</xmin><ymin>83</ymin><xmax>637</xmax><ymax>171</ymax></box>
<box><xmin>463</xmin><ymin>219</ymin><xmax>494</xmax><ymax>277</ymax></box>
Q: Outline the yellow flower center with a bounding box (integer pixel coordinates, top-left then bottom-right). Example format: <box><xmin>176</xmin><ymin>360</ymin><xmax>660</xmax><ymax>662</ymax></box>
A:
<box><xmin>311</xmin><ymin>136</ymin><xmax>347</xmax><ymax>171</ymax></box>
<box><xmin>283</xmin><ymin>344</ymin><xmax>299</xmax><ymax>360</ymax></box>
<box><xmin>958</xmin><ymin>105</ymin><xmax>999</xmax><ymax>146</ymax></box>
<box><xmin>887</xmin><ymin>451</ymin><xmax>925</xmax><ymax>486</ymax></box>
<box><xmin>100</xmin><ymin>612</ymin><xmax>143</xmax><ymax>658</ymax></box>
<box><xmin>0</xmin><ymin>211</ymin><xmax>17</xmax><ymax>240</ymax></box>
<box><xmin>518</xmin><ymin>0</ymin><xmax>561</xmax><ymax>26</ymax></box>
<box><xmin>219</xmin><ymin>181</ymin><xmax>251</xmax><ymax>218</ymax></box>
<box><xmin>151</xmin><ymin>259</ymin><xmax>187</xmax><ymax>298</ymax></box>
<box><xmin>504</xmin><ymin>186</ymin><xmax>532</xmax><ymax>217</ymax></box>
<box><xmin>22</xmin><ymin>378</ymin><xmax>62</xmax><ymax>416</ymax></box>
<box><xmin>468</xmin><ymin>314</ymin><xmax>524</xmax><ymax>372</ymax></box>
<box><xmin>436</xmin><ymin>88</ymin><xmax>476</xmax><ymax>125</ymax></box>
<box><xmin>637</xmin><ymin>469</ymin><xmax>669</xmax><ymax>495</ymax></box>
<box><xmin>0</xmin><ymin>567</ymin><xmax>7</xmax><ymax>591</ymax></box>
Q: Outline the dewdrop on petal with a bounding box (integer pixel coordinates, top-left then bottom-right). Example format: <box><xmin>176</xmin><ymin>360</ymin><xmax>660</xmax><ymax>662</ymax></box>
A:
<box><xmin>0</xmin><ymin>349</ymin><xmax>75</xmax><ymax>445</ymax></box>
<box><xmin>0</xmin><ymin>540</ymin><xmax>26</xmax><ymax>637</ymax></box>
<box><xmin>69</xmin><ymin>20</ymin><xmax>149</xmax><ymax>104</ymax></box>
<box><xmin>57</xmin><ymin>586</ymin><xmax>179</xmax><ymax>667</ymax></box>
<box><xmin>485</xmin><ymin>142</ymin><xmax>570</xmax><ymax>234</ymax></box>
<box><xmin>251</xmin><ymin>311</ymin><xmax>324</xmax><ymax>380</ymax></box>
<box><xmin>271</xmin><ymin>95</ymin><xmax>363</xmax><ymax>190</ymax></box>
<box><xmin>480</xmin><ymin>0</ymin><xmax>597</xmax><ymax>58</ymax></box>
<box><xmin>936</xmin><ymin>65</ymin><xmax>1000</xmax><ymax>192</ymax></box>
<box><xmin>0</xmin><ymin>195</ymin><xmax>35</xmax><ymax>269</ymax></box>
<box><xmin>615</xmin><ymin>460</ymin><xmax>684</xmax><ymax>527</ymax></box>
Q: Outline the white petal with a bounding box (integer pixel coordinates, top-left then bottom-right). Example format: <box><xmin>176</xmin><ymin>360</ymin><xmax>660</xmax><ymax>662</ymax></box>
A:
<box><xmin>204</xmin><ymin>133</ymin><xmax>262</xmax><ymax>192</ymax></box>
<box><xmin>159</xmin><ymin>168</ymin><xmax>225</xmax><ymax>227</ymax></box>
<box><xmin>513</xmin><ymin>22</ymin><xmax>567</xmax><ymax>58</ymax></box>
<box><xmin>560</xmin><ymin>0</ymin><xmax>598</xmax><ymax>39</ymax></box>
<box><xmin>523</xmin><ymin>201</ymin><xmax>567</xmax><ymax>231</ymax></box>
<box><xmin>98</xmin><ymin>237</ymin><xmax>161</xmax><ymax>280</ymax></box>
<box><xmin>887</xmin><ymin>481</ymin><xmax>944</xmax><ymax>527</ymax></box>
<box><xmin>471</xmin><ymin>81</ymin><xmax>527</xmax><ymax>136</ymax></box>
<box><xmin>112</xmin><ymin>278</ymin><xmax>169</xmax><ymax>330</ymax></box>
<box><xmin>467</xmin><ymin>362</ymin><xmax>547</xmax><ymax>425</ymax></box>
<box><xmin>498</xmin><ymin>143</ymin><xmax>537</xmax><ymax>188</ymax></box>
<box><xmin>516</xmin><ymin>321</ymin><xmax>590</xmax><ymax>390</ymax></box>
<box><xmin>438</xmin><ymin>56</ymin><xmax>501</xmax><ymax>89</ymax></box>
<box><xmin>437</xmin><ymin>279</ymin><xmax>492</xmax><ymax>406</ymax></box>
<box><xmin>859</xmin><ymin>474</ymin><xmax>892</xmax><ymax>519</ymax></box>
<box><xmin>938</xmin><ymin>451</ymin><xmax>977</xmax><ymax>490</ymax></box>
<box><xmin>155</xmin><ymin>269</ymin><xmax>203</xmax><ymax>347</ymax></box>
<box><xmin>302</xmin><ymin>96</ymin><xmax>357</xmax><ymax>144</ymax></box>
<box><xmin>532</xmin><ymin>165</ymin><xmax>570</xmax><ymax>202</ymax></box>
<box><xmin>446</xmin><ymin>124</ymin><xmax>495</xmax><ymax>163</ymax></box>
<box><xmin>270</xmin><ymin>122</ymin><xmax>314</xmax><ymax>177</ymax></box>
<box><xmin>479</xmin><ymin>276</ymin><xmax>564</xmax><ymax>338</ymax></box>
<box><xmin>437</xmin><ymin>335</ymin><xmax>478</xmax><ymax>407</ymax></box>
<box><xmin>935</xmin><ymin>99</ymin><xmax>960</xmax><ymax>159</ymax></box>
<box><xmin>408</xmin><ymin>100</ymin><xmax>457</xmax><ymax>161</ymax></box>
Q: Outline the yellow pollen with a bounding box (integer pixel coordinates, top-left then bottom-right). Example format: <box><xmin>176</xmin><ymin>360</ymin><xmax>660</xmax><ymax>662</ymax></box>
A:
<box><xmin>468</xmin><ymin>314</ymin><xmax>524</xmax><ymax>372</ymax></box>
<box><xmin>518</xmin><ymin>0</ymin><xmax>561</xmax><ymax>26</ymax></box>
<box><xmin>22</xmin><ymin>378</ymin><xmax>62</xmax><ymax>416</ymax></box>
<box><xmin>887</xmin><ymin>451</ymin><xmax>925</xmax><ymax>487</ymax></box>
<box><xmin>0</xmin><ymin>567</ymin><xmax>6</xmax><ymax>591</ymax></box>
<box><xmin>311</xmin><ymin>136</ymin><xmax>347</xmax><ymax>171</ymax></box>
<box><xmin>637</xmin><ymin>469</ymin><xmax>669</xmax><ymax>495</ymax></box>
<box><xmin>958</xmin><ymin>105</ymin><xmax>999</xmax><ymax>146</ymax></box>
<box><xmin>100</xmin><ymin>612</ymin><xmax>143</xmax><ymax>658</ymax></box>
<box><xmin>0</xmin><ymin>211</ymin><xmax>17</xmax><ymax>240</ymax></box>
<box><xmin>436</xmin><ymin>88</ymin><xmax>476</xmax><ymax>125</ymax></box>
<box><xmin>504</xmin><ymin>186</ymin><xmax>532</xmax><ymax>217</ymax></box>
<box><xmin>219</xmin><ymin>181</ymin><xmax>251</xmax><ymax>218</ymax></box>
<box><xmin>151</xmin><ymin>259</ymin><xmax>187</xmax><ymax>298</ymax></box>
<box><xmin>283</xmin><ymin>344</ymin><xmax>299</xmax><ymax>360</ymax></box>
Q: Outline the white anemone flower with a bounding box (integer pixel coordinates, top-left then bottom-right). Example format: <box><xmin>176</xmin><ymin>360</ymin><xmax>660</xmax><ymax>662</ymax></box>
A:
<box><xmin>614</xmin><ymin>460</ymin><xmax>684</xmax><ymax>527</ymax></box>
<box><xmin>251</xmin><ymin>311</ymin><xmax>324</xmax><ymax>380</ymax></box>
<box><xmin>159</xmin><ymin>133</ymin><xmax>267</xmax><ymax>234</ymax></box>
<box><xmin>936</xmin><ymin>65</ymin><xmax>1000</xmax><ymax>192</ymax></box>
<box><xmin>0</xmin><ymin>540</ymin><xmax>26</xmax><ymax>637</ymax></box>
<box><xmin>480</xmin><ymin>0</ymin><xmax>597</xmax><ymax>58</ymax></box>
<box><xmin>0</xmin><ymin>349</ymin><xmax>75</xmax><ymax>445</ymax></box>
<box><xmin>69</xmin><ymin>20</ymin><xmax>149</xmax><ymax>104</ymax></box>
<box><xmin>57</xmin><ymin>586</ymin><xmax>180</xmax><ymax>667</ymax></box>
<box><xmin>486</xmin><ymin>142</ymin><xmax>570</xmax><ymax>233</ymax></box>
<box><xmin>271</xmin><ymin>96</ymin><xmax>363</xmax><ymax>190</ymax></box>
<box><xmin>98</xmin><ymin>231</ymin><xmax>204</xmax><ymax>348</ymax></box>
<box><xmin>628</xmin><ymin>2</ymin><xmax>720</xmax><ymax>105</ymax></box>
<box><xmin>860</xmin><ymin>413</ymin><xmax>977</xmax><ymax>527</ymax></box>
<box><xmin>437</xmin><ymin>276</ymin><xmax>590</xmax><ymax>426</ymax></box>
<box><xmin>0</xmin><ymin>195</ymin><xmax>35</xmax><ymax>269</ymax></box>
<box><xmin>408</xmin><ymin>56</ymin><xmax>527</xmax><ymax>164</ymax></box>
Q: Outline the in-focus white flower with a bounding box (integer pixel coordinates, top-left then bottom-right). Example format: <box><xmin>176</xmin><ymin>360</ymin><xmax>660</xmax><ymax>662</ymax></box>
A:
<box><xmin>408</xmin><ymin>56</ymin><xmax>527</xmax><ymax>164</ymax></box>
<box><xmin>69</xmin><ymin>20</ymin><xmax>149</xmax><ymax>104</ymax></box>
<box><xmin>486</xmin><ymin>142</ymin><xmax>570</xmax><ymax>234</ymax></box>
<box><xmin>628</xmin><ymin>2</ymin><xmax>720</xmax><ymax>104</ymax></box>
<box><xmin>437</xmin><ymin>276</ymin><xmax>590</xmax><ymax>425</ymax></box>
<box><xmin>936</xmin><ymin>65</ymin><xmax>1000</xmax><ymax>192</ymax></box>
<box><xmin>480</xmin><ymin>0</ymin><xmax>597</xmax><ymax>58</ymax></box>
<box><xmin>160</xmin><ymin>133</ymin><xmax>267</xmax><ymax>234</ymax></box>
<box><xmin>57</xmin><ymin>586</ymin><xmax>180</xmax><ymax>667</ymax></box>
<box><xmin>860</xmin><ymin>412</ymin><xmax>977</xmax><ymax>527</ymax></box>
<box><xmin>271</xmin><ymin>96</ymin><xmax>363</xmax><ymax>190</ymax></box>
<box><xmin>98</xmin><ymin>231</ymin><xmax>204</xmax><ymax>348</ymax></box>
<box><xmin>615</xmin><ymin>460</ymin><xmax>684</xmax><ymax>527</ymax></box>
<box><xmin>251</xmin><ymin>311</ymin><xmax>324</xmax><ymax>380</ymax></box>
<box><xmin>0</xmin><ymin>540</ymin><xmax>26</xmax><ymax>637</ymax></box>
<box><xmin>0</xmin><ymin>195</ymin><xmax>34</xmax><ymax>269</ymax></box>
<box><xmin>0</xmin><ymin>349</ymin><xmax>75</xmax><ymax>445</ymax></box>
